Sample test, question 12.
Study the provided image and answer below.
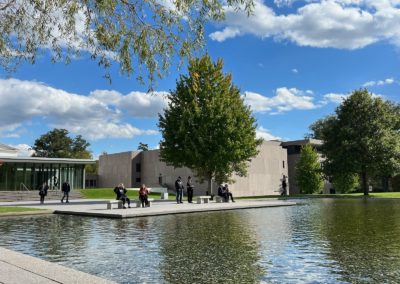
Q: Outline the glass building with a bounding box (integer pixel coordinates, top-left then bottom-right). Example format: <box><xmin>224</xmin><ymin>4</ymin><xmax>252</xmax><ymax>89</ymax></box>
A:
<box><xmin>0</xmin><ymin>144</ymin><xmax>95</xmax><ymax>191</ymax></box>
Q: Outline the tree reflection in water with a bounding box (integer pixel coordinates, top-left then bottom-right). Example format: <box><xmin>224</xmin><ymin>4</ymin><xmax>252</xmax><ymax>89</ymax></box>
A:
<box><xmin>157</xmin><ymin>211</ymin><xmax>264</xmax><ymax>283</ymax></box>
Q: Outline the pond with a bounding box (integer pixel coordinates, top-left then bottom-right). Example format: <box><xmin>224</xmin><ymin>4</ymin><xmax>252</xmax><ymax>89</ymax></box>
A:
<box><xmin>1</xmin><ymin>198</ymin><xmax>400</xmax><ymax>283</ymax></box>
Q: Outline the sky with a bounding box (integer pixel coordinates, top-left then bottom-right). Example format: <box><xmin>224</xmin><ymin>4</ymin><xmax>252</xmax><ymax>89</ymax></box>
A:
<box><xmin>1</xmin><ymin>0</ymin><xmax>400</xmax><ymax>158</ymax></box>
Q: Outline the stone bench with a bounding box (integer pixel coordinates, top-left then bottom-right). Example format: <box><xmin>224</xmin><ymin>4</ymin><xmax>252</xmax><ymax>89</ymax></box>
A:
<box><xmin>135</xmin><ymin>198</ymin><xmax>155</xmax><ymax>208</ymax></box>
<box><xmin>106</xmin><ymin>200</ymin><xmax>123</xmax><ymax>209</ymax></box>
<box><xmin>215</xmin><ymin>196</ymin><xmax>231</xmax><ymax>203</ymax></box>
<box><xmin>196</xmin><ymin>196</ymin><xmax>211</xmax><ymax>204</ymax></box>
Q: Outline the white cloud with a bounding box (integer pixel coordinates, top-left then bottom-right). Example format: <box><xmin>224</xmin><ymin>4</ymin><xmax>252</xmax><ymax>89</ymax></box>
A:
<box><xmin>322</xmin><ymin>91</ymin><xmax>382</xmax><ymax>104</ymax></box>
<box><xmin>323</xmin><ymin>93</ymin><xmax>348</xmax><ymax>104</ymax></box>
<box><xmin>209</xmin><ymin>27</ymin><xmax>241</xmax><ymax>42</ymax></box>
<box><xmin>362</xmin><ymin>77</ymin><xmax>396</xmax><ymax>87</ymax></box>
<box><xmin>209</xmin><ymin>0</ymin><xmax>400</xmax><ymax>49</ymax></box>
<box><xmin>9</xmin><ymin>144</ymin><xmax>35</xmax><ymax>157</ymax></box>
<box><xmin>90</xmin><ymin>90</ymin><xmax>169</xmax><ymax>118</ymax></box>
<box><xmin>256</xmin><ymin>126</ymin><xmax>281</xmax><ymax>140</ymax></box>
<box><xmin>292</xmin><ymin>68</ymin><xmax>299</xmax><ymax>73</ymax></box>
<box><xmin>243</xmin><ymin>87</ymin><xmax>318</xmax><ymax>114</ymax></box>
<box><xmin>0</xmin><ymin>78</ymin><xmax>161</xmax><ymax>140</ymax></box>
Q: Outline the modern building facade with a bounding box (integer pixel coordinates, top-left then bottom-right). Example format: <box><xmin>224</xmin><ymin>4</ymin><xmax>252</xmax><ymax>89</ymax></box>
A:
<box><xmin>0</xmin><ymin>144</ymin><xmax>95</xmax><ymax>191</ymax></box>
<box><xmin>99</xmin><ymin>140</ymin><xmax>289</xmax><ymax>197</ymax></box>
<box><xmin>282</xmin><ymin>139</ymin><xmax>332</xmax><ymax>194</ymax></box>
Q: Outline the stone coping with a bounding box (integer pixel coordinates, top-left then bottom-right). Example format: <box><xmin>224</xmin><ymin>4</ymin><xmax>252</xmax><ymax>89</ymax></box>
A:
<box><xmin>0</xmin><ymin>199</ymin><xmax>297</xmax><ymax>219</ymax></box>
<box><xmin>0</xmin><ymin>247</ymin><xmax>116</xmax><ymax>284</ymax></box>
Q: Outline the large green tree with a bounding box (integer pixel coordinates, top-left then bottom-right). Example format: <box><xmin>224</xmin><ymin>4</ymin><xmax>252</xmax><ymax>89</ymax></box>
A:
<box><xmin>32</xmin><ymin>128</ymin><xmax>92</xmax><ymax>159</ymax></box>
<box><xmin>295</xmin><ymin>144</ymin><xmax>324</xmax><ymax>194</ymax></box>
<box><xmin>0</xmin><ymin>0</ymin><xmax>253</xmax><ymax>84</ymax></box>
<box><xmin>158</xmin><ymin>55</ymin><xmax>262</xmax><ymax>193</ymax></box>
<box><xmin>312</xmin><ymin>89</ymin><xmax>400</xmax><ymax>195</ymax></box>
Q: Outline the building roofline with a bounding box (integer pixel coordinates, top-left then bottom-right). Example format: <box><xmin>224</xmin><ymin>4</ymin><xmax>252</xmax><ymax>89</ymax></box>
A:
<box><xmin>281</xmin><ymin>139</ymin><xmax>323</xmax><ymax>146</ymax></box>
<box><xmin>0</xmin><ymin>156</ymin><xmax>96</xmax><ymax>164</ymax></box>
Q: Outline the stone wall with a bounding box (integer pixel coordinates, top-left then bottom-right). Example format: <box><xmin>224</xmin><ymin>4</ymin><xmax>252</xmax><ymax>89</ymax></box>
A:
<box><xmin>98</xmin><ymin>151</ymin><xmax>140</xmax><ymax>188</ymax></box>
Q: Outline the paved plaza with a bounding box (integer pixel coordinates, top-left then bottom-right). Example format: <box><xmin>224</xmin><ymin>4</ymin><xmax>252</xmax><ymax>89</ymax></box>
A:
<box><xmin>0</xmin><ymin>198</ymin><xmax>296</xmax><ymax>219</ymax></box>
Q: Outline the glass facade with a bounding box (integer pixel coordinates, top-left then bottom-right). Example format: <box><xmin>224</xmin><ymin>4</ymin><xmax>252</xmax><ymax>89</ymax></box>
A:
<box><xmin>0</xmin><ymin>162</ymin><xmax>85</xmax><ymax>191</ymax></box>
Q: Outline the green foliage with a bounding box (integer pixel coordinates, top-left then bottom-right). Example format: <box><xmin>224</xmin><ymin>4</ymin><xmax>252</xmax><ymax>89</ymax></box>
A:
<box><xmin>138</xmin><ymin>142</ymin><xmax>149</xmax><ymax>151</ymax></box>
<box><xmin>0</xmin><ymin>0</ymin><xmax>253</xmax><ymax>84</ymax></box>
<box><xmin>332</xmin><ymin>173</ymin><xmax>359</xmax><ymax>193</ymax></box>
<box><xmin>158</xmin><ymin>55</ymin><xmax>262</xmax><ymax>188</ymax></box>
<box><xmin>296</xmin><ymin>144</ymin><xmax>324</xmax><ymax>194</ymax></box>
<box><xmin>32</xmin><ymin>128</ymin><xmax>92</xmax><ymax>159</ymax></box>
<box><xmin>314</xmin><ymin>89</ymin><xmax>400</xmax><ymax>195</ymax></box>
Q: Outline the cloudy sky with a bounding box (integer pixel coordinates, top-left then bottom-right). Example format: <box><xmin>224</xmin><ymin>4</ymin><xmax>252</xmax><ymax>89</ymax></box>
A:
<box><xmin>1</xmin><ymin>0</ymin><xmax>400</xmax><ymax>157</ymax></box>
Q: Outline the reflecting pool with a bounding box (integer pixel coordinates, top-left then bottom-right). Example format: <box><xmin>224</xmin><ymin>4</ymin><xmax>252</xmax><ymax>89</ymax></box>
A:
<box><xmin>1</xmin><ymin>199</ymin><xmax>400</xmax><ymax>283</ymax></box>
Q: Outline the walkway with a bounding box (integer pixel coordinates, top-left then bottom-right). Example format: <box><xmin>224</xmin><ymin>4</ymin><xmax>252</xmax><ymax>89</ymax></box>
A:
<box><xmin>0</xmin><ymin>198</ymin><xmax>296</xmax><ymax>219</ymax></box>
<box><xmin>0</xmin><ymin>247</ymin><xmax>115</xmax><ymax>284</ymax></box>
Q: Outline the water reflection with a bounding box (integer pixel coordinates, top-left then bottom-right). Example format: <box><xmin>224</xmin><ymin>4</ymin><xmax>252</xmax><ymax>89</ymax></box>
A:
<box><xmin>317</xmin><ymin>199</ymin><xmax>400</xmax><ymax>283</ymax></box>
<box><xmin>1</xmin><ymin>200</ymin><xmax>400</xmax><ymax>283</ymax></box>
<box><xmin>156</xmin><ymin>212</ymin><xmax>263</xmax><ymax>283</ymax></box>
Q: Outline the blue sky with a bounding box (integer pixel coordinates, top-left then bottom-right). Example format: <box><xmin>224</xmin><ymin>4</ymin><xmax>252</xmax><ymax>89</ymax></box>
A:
<box><xmin>1</xmin><ymin>0</ymin><xmax>400</xmax><ymax>157</ymax></box>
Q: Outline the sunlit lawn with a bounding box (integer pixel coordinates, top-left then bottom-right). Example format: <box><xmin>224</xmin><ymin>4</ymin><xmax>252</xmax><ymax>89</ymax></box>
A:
<box><xmin>238</xmin><ymin>192</ymin><xmax>400</xmax><ymax>199</ymax></box>
<box><xmin>0</xmin><ymin>207</ymin><xmax>46</xmax><ymax>214</ymax></box>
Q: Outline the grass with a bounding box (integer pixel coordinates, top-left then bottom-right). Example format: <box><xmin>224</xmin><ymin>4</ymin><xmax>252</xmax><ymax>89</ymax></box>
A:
<box><xmin>80</xmin><ymin>188</ymin><xmax>176</xmax><ymax>200</ymax></box>
<box><xmin>237</xmin><ymin>192</ymin><xmax>400</xmax><ymax>199</ymax></box>
<box><xmin>0</xmin><ymin>207</ymin><xmax>46</xmax><ymax>214</ymax></box>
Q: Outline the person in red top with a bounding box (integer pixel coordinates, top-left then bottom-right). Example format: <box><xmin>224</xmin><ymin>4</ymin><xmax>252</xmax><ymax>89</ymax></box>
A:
<box><xmin>138</xmin><ymin>184</ymin><xmax>149</xmax><ymax>208</ymax></box>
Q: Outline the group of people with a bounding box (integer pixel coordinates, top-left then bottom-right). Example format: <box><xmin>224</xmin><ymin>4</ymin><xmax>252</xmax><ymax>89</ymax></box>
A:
<box><xmin>217</xmin><ymin>184</ymin><xmax>235</xmax><ymax>202</ymax></box>
<box><xmin>175</xmin><ymin>176</ymin><xmax>195</xmax><ymax>204</ymax></box>
<box><xmin>38</xmin><ymin>180</ymin><xmax>71</xmax><ymax>204</ymax></box>
<box><xmin>113</xmin><ymin>183</ymin><xmax>150</xmax><ymax>208</ymax></box>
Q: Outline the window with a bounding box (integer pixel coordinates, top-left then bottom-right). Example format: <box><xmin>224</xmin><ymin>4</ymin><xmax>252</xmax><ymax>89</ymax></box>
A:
<box><xmin>283</xmin><ymin>161</ymin><xmax>285</xmax><ymax>168</ymax></box>
<box><xmin>136</xmin><ymin>177</ymin><xmax>141</xmax><ymax>183</ymax></box>
<box><xmin>136</xmin><ymin>163</ymin><xmax>141</xmax><ymax>173</ymax></box>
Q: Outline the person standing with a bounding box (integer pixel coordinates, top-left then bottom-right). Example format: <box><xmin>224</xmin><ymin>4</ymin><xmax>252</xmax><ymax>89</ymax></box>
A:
<box><xmin>61</xmin><ymin>181</ymin><xmax>71</xmax><ymax>203</ymax></box>
<box><xmin>186</xmin><ymin>176</ymin><xmax>194</xmax><ymax>203</ymax></box>
<box><xmin>138</xmin><ymin>184</ymin><xmax>149</xmax><ymax>208</ymax></box>
<box><xmin>39</xmin><ymin>182</ymin><xmax>49</xmax><ymax>204</ymax></box>
<box><xmin>281</xmin><ymin>175</ymin><xmax>287</xmax><ymax>196</ymax></box>
<box><xmin>175</xmin><ymin>176</ymin><xmax>184</xmax><ymax>204</ymax></box>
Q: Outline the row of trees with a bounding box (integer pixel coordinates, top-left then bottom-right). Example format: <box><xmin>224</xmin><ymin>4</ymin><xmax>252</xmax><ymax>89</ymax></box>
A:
<box><xmin>297</xmin><ymin>89</ymin><xmax>400</xmax><ymax>195</ymax></box>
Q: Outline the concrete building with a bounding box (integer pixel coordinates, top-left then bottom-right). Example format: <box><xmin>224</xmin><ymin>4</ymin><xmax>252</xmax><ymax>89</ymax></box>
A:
<box><xmin>98</xmin><ymin>140</ymin><xmax>288</xmax><ymax>197</ymax></box>
<box><xmin>0</xmin><ymin>144</ymin><xmax>95</xmax><ymax>191</ymax></box>
<box><xmin>282</xmin><ymin>139</ymin><xmax>332</xmax><ymax>194</ymax></box>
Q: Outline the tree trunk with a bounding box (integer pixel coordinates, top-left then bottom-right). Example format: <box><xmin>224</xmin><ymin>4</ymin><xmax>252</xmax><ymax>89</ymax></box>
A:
<box><xmin>208</xmin><ymin>175</ymin><xmax>213</xmax><ymax>195</ymax></box>
<box><xmin>362</xmin><ymin>171</ymin><xmax>368</xmax><ymax>196</ymax></box>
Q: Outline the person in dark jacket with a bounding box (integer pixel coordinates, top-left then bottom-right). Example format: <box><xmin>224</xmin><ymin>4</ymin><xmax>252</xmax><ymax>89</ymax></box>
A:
<box><xmin>186</xmin><ymin>176</ymin><xmax>194</xmax><ymax>203</ymax></box>
<box><xmin>61</xmin><ymin>181</ymin><xmax>71</xmax><ymax>203</ymax></box>
<box><xmin>114</xmin><ymin>183</ymin><xmax>131</xmax><ymax>209</ymax></box>
<box><xmin>217</xmin><ymin>184</ymin><xmax>227</xmax><ymax>202</ymax></box>
<box><xmin>175</xmin><ymin>176</ymin><xmax>184</xmax><ymax>204</ymax></box>
<box><xmin>39</xmin><ymin>182</ymin><xmax>49</xmax><ymax>204</ymax></box>
<box><xmin>281</xmin><ymin>175</ymin><xmax>287</xmax><ymax>196</ymax></box>
<box><xmin>224</xmin><ymin>184</ymin><xmax>235</xmax><ymax>202</ymax></box>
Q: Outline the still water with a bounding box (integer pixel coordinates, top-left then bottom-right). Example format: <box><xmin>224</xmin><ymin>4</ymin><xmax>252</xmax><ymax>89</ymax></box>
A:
<box><xmin>1</xmin><ymin>199</ymin><xmax>400</xmax><ymax>283</ymax></box>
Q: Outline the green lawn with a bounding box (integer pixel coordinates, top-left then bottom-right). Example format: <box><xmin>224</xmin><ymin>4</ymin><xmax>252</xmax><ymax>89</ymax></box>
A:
<box><xmin>0</xmin><ymin>207</ymin><xmax>46</xmax><ymax>214</ymax></box>
<box><xmin>80</xmin><ymin>188</ymin><xmax>176</xmax><ymax>200</ymax></box>
<box><xmin>238</xmin><ymin>192</ymin><xmax>400</xmax><ymax>199</ymax></box>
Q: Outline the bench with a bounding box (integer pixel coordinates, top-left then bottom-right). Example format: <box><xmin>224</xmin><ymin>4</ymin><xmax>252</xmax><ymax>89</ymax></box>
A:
<box><xmin>196</xmin><ymin>196</ymin><xmax>211</xmax><ymax>204</ymax></box>
<box><xmin>215</xmin><ymin>196</ymin><xmax>230</xmax><ymax>203</ymax></box>
<box><xmin>107</xmin><ymin>200</ymin><xmax>123</xmax><ymax>209</ymax></box>
<box><xmin>135</xmin><ymin>198</ymin><xmax>155</xmax><ymax>208</ymax></box>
